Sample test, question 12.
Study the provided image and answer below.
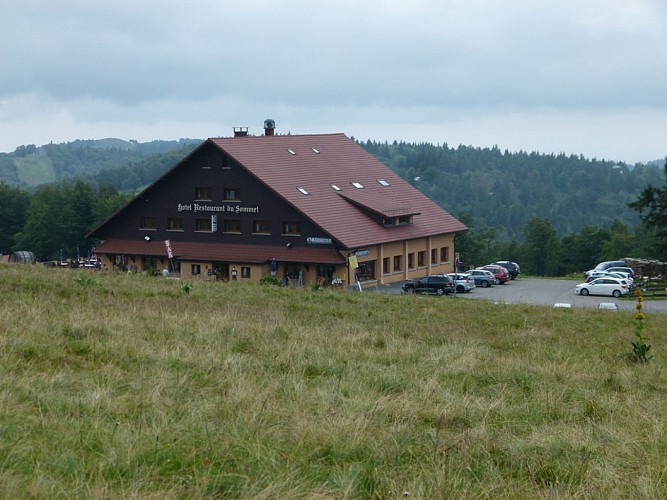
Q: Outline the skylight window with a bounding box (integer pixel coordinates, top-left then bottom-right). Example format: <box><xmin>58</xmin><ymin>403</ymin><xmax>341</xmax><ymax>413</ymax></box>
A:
<box><xmin>330</xmin><ymin>184</ymin><xmax>341</xmax><ymax>191</ymax></box>
<box><xmin>288</xmin><ymin>148</ymin><xmax>296</xmax><ymax>155</ymax></box>
<box><xmin>297</xmin><ymin>187</ymin><xmax>309</xmax><ymax>195</ymax></box>
<box><xmin>377</xmin><ymin>179</ymin><xmax>390</xmax><ymax>187</ymax></box>
<box><xmin>351</xmin><ymin>182</ymin><xmax>364</xmax><ymax>189</ymax></box>
<box><xmin>311</xmin><ymin>147</ymin><xmax>320</xmax><ymax>154</ymax></box>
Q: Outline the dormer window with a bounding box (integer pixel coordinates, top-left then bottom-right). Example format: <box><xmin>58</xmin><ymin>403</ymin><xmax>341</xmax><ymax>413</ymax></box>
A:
<box><xmin>383</xmin><ymin>215</ymin><xmax>414</xmax><ymax>226</ymax></box>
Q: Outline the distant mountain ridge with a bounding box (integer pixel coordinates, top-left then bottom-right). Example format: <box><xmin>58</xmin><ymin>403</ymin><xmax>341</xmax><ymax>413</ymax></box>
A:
<box><xmin>0</xmin><ymin>138</ymin><xmax>202</xmax><ymax>188</ymax></box>
<box><xmin>1</xmin><ymin>137</ymin><xmax>664</xmax><ymax>239</ymax></box>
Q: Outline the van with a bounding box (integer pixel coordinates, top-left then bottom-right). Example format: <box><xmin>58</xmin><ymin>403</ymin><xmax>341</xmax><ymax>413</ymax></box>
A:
<box><xmin>585</xmin><ymin>260</ymin><xmax>627</xmax><ymax>277</ymax></box>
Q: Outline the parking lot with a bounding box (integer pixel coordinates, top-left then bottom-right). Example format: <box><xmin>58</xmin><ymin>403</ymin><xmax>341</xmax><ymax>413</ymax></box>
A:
<box><xmin>376</xmin><ymin>277</ymin><xmax>667</xmax><ymax>314</ymax></box>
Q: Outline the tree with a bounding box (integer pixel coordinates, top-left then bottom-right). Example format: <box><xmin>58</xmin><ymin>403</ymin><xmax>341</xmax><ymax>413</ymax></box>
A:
<box><xmin>14</xmin><ymin>181</ymin><xmax>95</xmax><ymax>260</ymax></box>
<box><xmin>520</xmin><ymin>218</ymin><xmax>562</xmax><ymax>276</ymax></box>
<box><xmin>629</xmin><ymin>159</ymin><xmax>667</xmax><ymax>260</ymax></box>
<box><xmin>0</xmin><ymin>183</ymin><xmax>30</xmax><ymax>253</ymax></box>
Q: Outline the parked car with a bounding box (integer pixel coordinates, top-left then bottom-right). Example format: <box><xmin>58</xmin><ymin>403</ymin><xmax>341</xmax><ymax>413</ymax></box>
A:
<box><xmin>605</xmin><ymin>266</ymin><xmax>635</xmax><ymax>279</ymax></box>
<box><xmin>478</xmin><ymin>265</ymin><xmax>510</xmax><ymax>284</ymax></box>
<box><xmin>402</xmin><ymin>275</ymin><xmax>454</xmax><ymax>295</ymax></box>
<box><xmin>587</xmin><ymin>272</ymin><xmax>635</xmax><ymax>292</ymax></box>
<box><xmin>468</xmin><ymin>269</ymin><xmax>498</xmax><ymax>288</ymax></box>
<box><xmin>585</xmin><ymin>260</ymin><xmax>627</xmax><ymax>277</ymax></box>
<box><xmin>447</xmin><ymin>273</ymin><xmax>476</xmax><ymax>293</ymax></box>
<box><xmin>495</xmin><ymin>261</ymin><xmax>521</xmax><ymax>279</ymax></box>
<box><xmin>575</xmin><ymin>277</ymin><xmax>629</xmax><ymax>297</ymax></box>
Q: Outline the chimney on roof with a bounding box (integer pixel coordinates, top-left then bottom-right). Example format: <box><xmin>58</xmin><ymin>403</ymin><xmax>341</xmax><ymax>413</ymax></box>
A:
<box><xmin>233</xmin><ymin>127</ymin><xmax>248</xmax><ymax>137</ymax></box>
<box><xmin>263</xmin><ymin>118</ymin><xmax>276</xmax><ymax>136</ymax></box>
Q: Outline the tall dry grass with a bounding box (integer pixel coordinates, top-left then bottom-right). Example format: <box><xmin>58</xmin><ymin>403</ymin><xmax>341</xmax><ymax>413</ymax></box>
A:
<box><xmin>0</xmin><ymin>264</ymin><xmax>665</xmax><ymax>498</ymax></box>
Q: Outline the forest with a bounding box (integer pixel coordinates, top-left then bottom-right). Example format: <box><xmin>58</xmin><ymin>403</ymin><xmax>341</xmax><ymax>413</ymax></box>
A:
<box><xmin>0</xmin><ymin>138</ymin><xmax>665</xmax><ymax>275</ymax></box>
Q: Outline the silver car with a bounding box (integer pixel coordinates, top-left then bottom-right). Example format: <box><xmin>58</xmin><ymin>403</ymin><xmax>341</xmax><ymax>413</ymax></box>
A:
<box><xmin>467</xmin><ymin>269</ymin><xmax>497</xmax><ymax>288</ymax></box>
<box><xmin>447</xmin><ymin>273</ymin><xmax>476</xmax><ymax>293</ymax></box>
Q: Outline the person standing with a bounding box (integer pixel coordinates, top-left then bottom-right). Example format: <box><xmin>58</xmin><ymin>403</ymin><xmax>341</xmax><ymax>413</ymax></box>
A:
<box><xmin>231</xmin><ymin>267</ymin><xmax>238</xmax><ymax>280</ymax></box>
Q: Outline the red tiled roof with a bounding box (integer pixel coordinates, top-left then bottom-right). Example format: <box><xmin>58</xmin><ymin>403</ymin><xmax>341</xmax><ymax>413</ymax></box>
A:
<box><xmin>95</xmin><ymin>240</ymin><xmax>344</xmax><ymax>264</ymax></box>
<box><xmin>209</xmin><ymin>134</ymin><xmax>467</xmax><ymax>248</ymax></box>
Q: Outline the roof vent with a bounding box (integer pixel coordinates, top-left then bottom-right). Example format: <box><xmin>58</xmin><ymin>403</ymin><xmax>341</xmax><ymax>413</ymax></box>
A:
<box><xmin>233</xmin><ymin>127</ymin><xmax>248</xmax><ymax>137</ymax></box>
<box><xmin>264</xmin><ymin>118</ymin><xmax>276</xmax><ymax>136</ymax></box>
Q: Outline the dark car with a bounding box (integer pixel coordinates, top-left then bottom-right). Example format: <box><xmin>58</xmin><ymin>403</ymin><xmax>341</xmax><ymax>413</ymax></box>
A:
<box><xmin>495</xmin><ymin>261</ymin><xmax>521</xmax><ymax>280</ymax></box>
<box><xmin>402</xmin><ymin>275</ymin><xmax>454</xmax><ymax>295</ymax></box>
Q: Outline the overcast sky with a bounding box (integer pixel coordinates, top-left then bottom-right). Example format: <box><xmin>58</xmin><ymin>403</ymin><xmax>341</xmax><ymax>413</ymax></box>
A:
<box><xmin>1</xmin><ymin>0</ymin><xmax>665</xmax><ymax>163</ymax></box>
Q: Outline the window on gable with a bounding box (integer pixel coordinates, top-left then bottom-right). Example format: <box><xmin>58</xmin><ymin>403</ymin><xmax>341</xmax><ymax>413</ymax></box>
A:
<box><xmin>195</xmin><ymin>218</ymin><xmax>212</xmax><ymax>232</ymax></box>
<box><xmin>223</xmin><ymin>188</ymin><xmax>240</xmax><ymax>201</ymax></box>
<box><xmin>253</xmin><ymin>220</ymin><xmax>271</xmax><ymax>234</ymax></box>
<box><xmin>282</xmin><ymin>221</ymin><xmax>301</xmax><ymax>235</ymax></box>
<box><xmin>195</xmin><ymin>187</ymin><xmax>212</xmax><ymax>200</ymax></box>
<box><xmin>224</xmin><ymin>219</ymin><xmax>241</xmax><ymax>233</ymax></box>
<box><xmin>167</xmin><ymin>217</ymin><xmax>184</xmax><ymax>231</ymax></box>
<box><xmin>140</xmin><ymin>216</ymin><xmax>156</xmax><ymax>230</ymax></box>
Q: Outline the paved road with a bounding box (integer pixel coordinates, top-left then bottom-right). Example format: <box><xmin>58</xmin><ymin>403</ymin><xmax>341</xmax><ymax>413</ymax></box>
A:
<box><xmin>375</xmin><ymin>278</ymin><xmax>667</xmax><ymax>314</ymax></box>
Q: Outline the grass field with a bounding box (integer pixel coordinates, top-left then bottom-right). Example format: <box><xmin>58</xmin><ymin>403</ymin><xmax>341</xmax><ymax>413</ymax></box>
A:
<box><xmin>1</xmin><ymin>265</ymin><xmax>665</xmax><ymax>498</ymax></box>
<box><xmin>12</xmin><ymin>155</ymin><xmax>56</xmax><ymax>186</ymax></box>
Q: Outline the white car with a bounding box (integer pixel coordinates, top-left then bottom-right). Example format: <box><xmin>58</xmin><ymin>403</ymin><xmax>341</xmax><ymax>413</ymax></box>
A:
<box><xmin>575</xmin><ymin>277</ymin><xmax>629</xmax><ymax>298</ymax></box>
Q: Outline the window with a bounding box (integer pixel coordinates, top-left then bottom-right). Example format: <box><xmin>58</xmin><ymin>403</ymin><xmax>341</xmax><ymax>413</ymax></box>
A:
<box><xmin>167</xmin><ymin>217</ymin><xmax>184</xmax><ymax>231</ymax></box>
<box><xmin>431</xmin><ymin>249</ymin><xmax>437</xmax><ymax>265</ymax></box>
<box><xmin>351</xmin><ymin>181</ymin><xmax>364</xmax><ymax>189</ymax></box>
<box><xmin>282</xmin><ymin>221</ymin><xmax>301</xmax><ymax>235</ymax></box>
<box><xmin>393</xmin><ymin>255</ymin><xmax>402</xmax><ymax>272</ymax></box>
<box><xmin>297</xmin><ymin>187</ymin><xmax>309</xmax><ymax>195</ymax></box>
<box><xmin>330</xmin><ymin>184</ymin><xmax>341</xmax><ymax>191</ymax></box>
<box><xmin>377</xmin><ymin>179</ymin><xmax>390</xmax><ymax>187</ymax></box>
<box><xmin>140</xmin><ymin>216</ymin><xmax>156</xmax><ymax>230</ymax></box>
<box><xmin>191</xmin><ymin>264</ymin><xmax>201</xmax><ymax>276</ymax></box>
<box><xmin>440</xmin><ymin>247</ymin><xmax>450</xmax><ymax>263</ymax></box>
<box><xmin>408</xmin><ymin>253</ymin><xmax>415</xmax><ymax>269</ymax></box>
<box><xmin>223</xmin><ymin>188</ymin><xmax>240</xmax><ymax>201</ymax></box>
<box><xmin>398</xmin><ymin>215</ymin><xmax>413</xmax><ymax>225</ymax></box>
<box><xmin>418</xmin><ymin>251</ymin><xmax>425</xmax><ymax>267</ymax></box>
<box><xmin>224</xmin><ymin>219</ymin><xmax>241</xmax><ymax>233</ymax></box>
<box><xmin>195</xmin><ymin>187</ymin><xmax>211</xmax><ymax>200</ymax></box>
<box><xmin>253</xmin><ymin>220</ymin><xmax>271</xmax><ymax>234</ymax></box>
<box><xmin>241</xmin><ymin>266</ymin><xmax>251</xmax><ymax>279</ymax></box>
<box><xmin>383</xmin><ymin>257</ymin><xmax>390</xmax><ymax>274</ymax></box>
<box><xmin>195</xmin><ymin>218</ymin><xmax>212</xmax><ymax>232</ymax></box>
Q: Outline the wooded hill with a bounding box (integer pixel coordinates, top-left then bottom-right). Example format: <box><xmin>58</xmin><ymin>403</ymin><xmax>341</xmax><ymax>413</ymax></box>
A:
<box><xmin>1</xmin><ymin>138</ymin><xmax>664</xmax><ymax>241</ymax></box>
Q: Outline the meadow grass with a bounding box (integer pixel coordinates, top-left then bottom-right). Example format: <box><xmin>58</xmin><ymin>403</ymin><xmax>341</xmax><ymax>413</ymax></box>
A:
<box><xmin>12</xmin><ymin>155</ymin><xmax>56</xmax><ymax>186</ymax></box>
<box><xmin>0</xmin><ymin>264</ymin><xmax>665</xmax><ymax>498</ymax></box>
